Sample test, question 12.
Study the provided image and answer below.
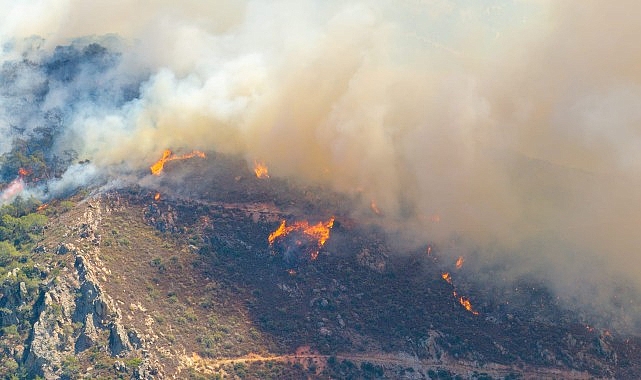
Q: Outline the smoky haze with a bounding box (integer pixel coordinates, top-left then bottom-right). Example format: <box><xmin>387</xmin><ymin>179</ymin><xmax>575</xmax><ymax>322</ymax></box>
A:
<box><xmin>1</xmin><ymin>1</ymin><xmax>641</xmax><ymax>330</ymax></box>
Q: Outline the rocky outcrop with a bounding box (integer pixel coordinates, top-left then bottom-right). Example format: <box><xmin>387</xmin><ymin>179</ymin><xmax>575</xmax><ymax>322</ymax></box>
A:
<box><xmin>0</xmin><ymin>280</ymin><xmax>29</xmax><ymax>327</ymax></box>
<box><xmin>23</xmin><ymin>269</ymin><xmax>77</xmax><ymax>379</ymax></box>
<box><xmin>21</xmin><ymin>196</ymin><xmax>157</xmax><ymax>379</ymax></box>
<box><xmin>55</xmin><ymin>242</ymin><xmax>77</xmax><ymax>255</ymax></box>
<box><xmin>145</xmin><ymin>202</ymin><xmax>179</xmax><ymax>233</ymax></box>
<box><xmin>72</xmin><ymin>255</ymin><xmax>108</xmax><ymax>328</ymax></box>
<box><xmin>108</xmin><ymin>322</ymin><xmax>132</xmax><ymax>356</ymax></box>
<box><xmin>74</xmin><ymin>313</ymin><xmax>99</xmax><ymax>353</ymax></box>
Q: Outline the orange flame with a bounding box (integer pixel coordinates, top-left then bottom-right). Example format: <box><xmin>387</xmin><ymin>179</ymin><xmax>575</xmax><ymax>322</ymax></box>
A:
<box><xmin>18</xmin><ymin>168</ymin><xmax>31</xmax><ymax>177</ymax></box>
<box><xmin>455</xmin><ymin>256</ymin><xmax>464</xmax><ymax>269</ymax></box>
<box><xmin>154</xmin><ymin>192</ymin><xmax>161</xmax><ymax>201</ymax></box>
<box><xmin>453</xmin><ymin>291</ymin><xmax>479</xmax><ymax>315</ymax></box>
<box><xmin>150</xmin><ymin>149</ymin><xmax>206</xmax><ymax>175</ymax></box>
<box><xmin>268</xmin><ymin>221</ymin><xmax>287</xmax><ymax>246</ymax></box>
<box><xmin>443</xmin><ymin>272</ymin><xmax>479</xmax><ymax>315</ymax></box>
<box><xmin>426</xmin><ymin>245</ymin><xmax>432</xmax><ymax>256</ymax></box>
<box><xmin>254</xmin><ymin>161</ymin><xmax>270</xmax><ymax>179</ymax></box>
<box><xmin>268</xmin><ymin>217</ymin><xmax>335</xmax><ymax>260</ymax></box>
<box><xmin>36</xmin><ymin>203</ymin><xmax>48</xmax><ymax>212</ymax></box>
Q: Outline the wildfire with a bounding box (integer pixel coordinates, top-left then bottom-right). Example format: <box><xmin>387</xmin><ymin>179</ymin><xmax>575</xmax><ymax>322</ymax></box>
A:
<box><xmin>154</xmin><ymin>192</ymin><xmax>161</xmax><ymax>201</ymax></box>
<box><xmin>18</xmin><ymin>168</ymin><xmax>31</xmax><ymax>177</ymax></box>
<box><xmin>268</xmin><ymin>217</ymin><xmax>335</xmax><ymax>260</ymax></box>
<box><xmin>253</xmin><ymin>161</ymin><xmax>270</xmax><ymax>179</ymax></box>
<box><xmin>150</xmin><ymin>149</ymin><xmax>206</xmax><ymax>175</ymax></box>
<box><xmin>426</xmin><ymin>245</ymin><xmax>432</xmax><ymax>256</ymax></box>
<box><xmin>455</xmin><ymin>256</ymin><xmax>464</xmax><ymax>269</ymax></box>
<box><xmin>36</xmin><ymin>203</ymin><xmax>48</xmax><ymax>212</ymax></box>
<box><xmin>441</xmin><ymin>272</ymin><xmax>479</xmax><ymax>315</ymax></box>
<box><xmin>453</xmin><ymin>291</ymin><xmax>479</xmax><ymax>315</ymax></box>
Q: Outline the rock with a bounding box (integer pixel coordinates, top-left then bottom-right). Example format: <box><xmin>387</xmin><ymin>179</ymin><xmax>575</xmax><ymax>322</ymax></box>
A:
<box><xmin>128</xmin><ymin>328</ymin><xmax>143</xmax><ymax>349</ymax></box>
<box><xmin>1</xmin><ymin>281</ymin><xmax>25</xmax><ymax>308</ymax></box>
<box><xmin>56</xmin><ymin>243</ymin><xmax>77</xmax><ymax>255</ymax></box>
<box><xmin>14</xmin><ymin>196</ymin><xmax>162</xmax><ymax>378</ymax></box>
<box><xmin>23</xmin><ymin>276</ymin><xmax>77</xmax><ymax>379</ymax></box>
<box><xmin>0</xmin><ymin>281</ymin><xmax>29</xmax><ymax>326</ymax></box>
<box><xmin>133</xmin><ymin>360</ymin><xmax>160</xmax><ymax>380</ymax></box>
<box><xmin>19</xmin><ymin>281</ymin><xmax>27</xmax><ymax>299</ymax></box>
<box><xmin>33</xmin><ymin>245</ymin><xmax>47</xmax><ymax>254</ymax></box>
<box><xmin>109</xmin><ymin>322</ymin><xmax>132</xmax><ymax>356</ymax></box>
<box><xmin>12</xmin><ymin>344</ymin><xmax>24</xmax><ymax>360</ymax></box>
<box><xmin>144</xmin><ymin>204</ymin><xmax>179</xmax><ymax>233</ymax></box>
<box><xmin>73</xmin><ymin>256</ymin><xmax>108</xmax><ymax>325</ymax></box>
<box><xmin>113</xmin><ymin>360</ymin><xmax>127</xmax><ymax>373</ymax></box>
<box><xmin>75</xmin><ymin>314</ymin><xmax>99</xmax><ymax>353</ymax></box>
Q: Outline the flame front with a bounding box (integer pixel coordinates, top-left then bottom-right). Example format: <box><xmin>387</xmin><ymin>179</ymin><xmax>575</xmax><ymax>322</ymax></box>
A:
<box><xmin>268</xmin><ymin>221</ymin><xmax>288</xmax><ymax>245</ymax></box>
<box><xmin>150</xmin><ymin>149</ymin><xmax>172</xmax><ymax>175</ymax></box>
<box><xmin>455</xmin><ymin>256</ymin><xmax>464</xmax><ymax>269</ymax></box>
<box><xmin>18</xmin><ymin>168</ymin><xmax>31</xmax><ymax>177</ymax></box>
<box><xmin>442</xmin><ymin>272</ymin><xmax>479</xmax><ymax>315</ymax></box>
<box><xmin>268</xmin><ymin>217</ymin><xmax>335</xmax><ymax>260</ymax></box>
<box><xmin>254</xmin><ymin>161</ymin><xmax>269</xmax><ymax>179</ymax></box>
<box><xmin>150</xmin><ymin>149</ymin><xmax>206</xmax><ymax>175</ymax></box>
<box><xmin>453</xmin><ymin>291</ymin><xmax>479</xmax><ymax>315</ymax></box>
<box><xmin>154</xmin><ymin>192</ymin><xmax>161</xmax><ymax>201</ymax></box>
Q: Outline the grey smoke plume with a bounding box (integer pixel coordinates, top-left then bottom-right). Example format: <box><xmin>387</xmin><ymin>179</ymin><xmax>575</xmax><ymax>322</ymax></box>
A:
<box><xmin>1</xmin><ymin>1</ymin><xmax>641</xmax><ymax>330</ymax></box>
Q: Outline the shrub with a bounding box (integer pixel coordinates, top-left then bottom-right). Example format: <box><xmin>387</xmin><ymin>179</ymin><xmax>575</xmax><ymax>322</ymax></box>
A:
<box><xmin>125</xmin><ymin>357</ymin><xmax>143</xmax><ymax>368</ymax></box>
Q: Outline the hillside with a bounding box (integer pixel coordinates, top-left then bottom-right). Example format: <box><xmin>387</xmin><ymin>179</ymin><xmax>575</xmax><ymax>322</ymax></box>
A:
<box><xmin>0</xmin><ymin>154</ymin><xmax>639</xmax><ymax>379</ymax></box>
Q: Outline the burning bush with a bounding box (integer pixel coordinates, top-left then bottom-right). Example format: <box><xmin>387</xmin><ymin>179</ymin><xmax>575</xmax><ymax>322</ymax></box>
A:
<box><xmin>268</xmin><ymin>217</ymin><xmax>335</xmax><ymax>267</ymax></box>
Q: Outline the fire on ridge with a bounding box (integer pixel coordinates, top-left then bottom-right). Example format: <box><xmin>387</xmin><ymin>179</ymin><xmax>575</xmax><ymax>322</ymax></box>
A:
<box><xmin>253</xmin><ymin>160</ymin><xmax>269</xmax><ymax>179</ymax></box>
<box><xmin>268</xmin><ymin>217</ymin><xmax>335</xmax><ymax>261</ymax></box>
<box><xmin>150</xmin><ymin>149</ymin><xmax>206</xmax><ymax>175</ymax></box>
<box><xmin>441</xmin><ymin>256</ymin><xmax>479</xmax><ymax>316</ymax></box>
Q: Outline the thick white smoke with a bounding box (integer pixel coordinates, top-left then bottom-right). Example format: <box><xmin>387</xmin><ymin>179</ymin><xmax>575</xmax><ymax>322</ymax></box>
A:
<box><xmin>1</xmin><ymin>1</ymin><xmax>641</xmax><ymax>330</ymax></box>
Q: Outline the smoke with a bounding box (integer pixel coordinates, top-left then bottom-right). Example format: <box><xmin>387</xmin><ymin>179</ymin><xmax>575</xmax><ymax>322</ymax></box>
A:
<box><xmin>1</xmin><ymin>0</ymin><xmax>641</xmax><ymax>330</ymax></box>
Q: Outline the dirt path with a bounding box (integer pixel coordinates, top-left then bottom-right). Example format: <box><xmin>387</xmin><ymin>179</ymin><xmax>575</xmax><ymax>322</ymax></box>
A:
<box><xmin>183</xmin><ymin>350</ymin><xmax>597</xmax><ymax>380</ymax></box>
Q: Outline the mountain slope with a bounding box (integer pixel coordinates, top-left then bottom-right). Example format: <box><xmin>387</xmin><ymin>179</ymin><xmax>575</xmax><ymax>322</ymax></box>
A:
<box><xmin>1</xmin><ymin>156</ymin><xmax>640</xmax><ymax>379</ymax></box>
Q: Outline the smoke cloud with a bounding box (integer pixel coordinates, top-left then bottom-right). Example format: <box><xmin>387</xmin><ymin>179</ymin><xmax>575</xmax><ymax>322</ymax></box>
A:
<box><xmin>1</xmin><ymin>1</ymin><xmax>641</xmax><ymax>330</ymax></box>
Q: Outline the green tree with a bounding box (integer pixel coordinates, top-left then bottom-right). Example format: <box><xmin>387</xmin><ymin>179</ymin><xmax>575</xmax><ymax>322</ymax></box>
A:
<box><xmin>0</xmin><ymin>241</ymin><xmax>18</xmax><ymax>266</ymax></box>
<box><xmin>0</xmin><ymin>212</ymin><xmax>47</xmax><ymax>248</ymax></box>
